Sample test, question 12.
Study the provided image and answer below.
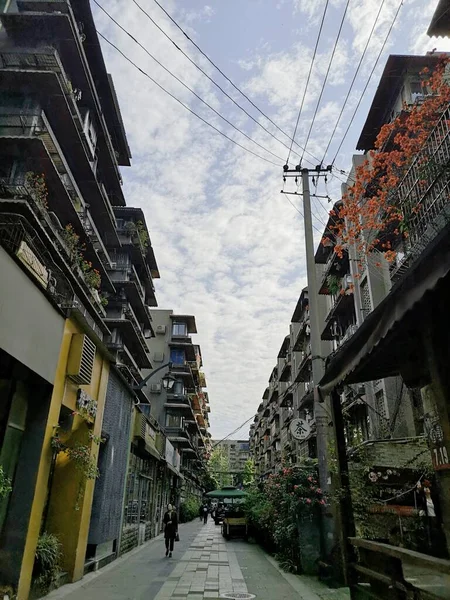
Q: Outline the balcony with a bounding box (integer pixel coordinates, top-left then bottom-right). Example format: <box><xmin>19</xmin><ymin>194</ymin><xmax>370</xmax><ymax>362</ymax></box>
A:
<box><xmin>0</xmin><ymin>110</ymin><xmax>119</xmax><ymax>246</ymax></box>
<box><xmin>165</xmin><ymin>426</ymin><xmax>193</xmax><ymax>448</ymax></box>
<box><xmin>0</xmin><ymin>4</ymin><xmax>124</xmax><ymax>203</ymax></box>
<box><xmin>392</xmin><ymin>103</ymin><xmax>450</xmax><ymax>273</ymax></box>
<box><xmin>105</xmin><ymin>306</ymin><xmax>151</xmax><ymax>369</ymax></box>
<box><xmin>164</xmin><ymin>395</ymin><xmax>194</xmax><ymax>417</ymax></box>
<box><xmin>279</xmin><ymin>354</ymin><xmax>292</xmax><ymax>382</ymax></box>
<box><xmin>295</xmin><ymin>345</ymin><xmax>312</xmax><ymax>383</ymax></box>
<box><xmin>108</xmin><ymin>264</ymin><xmax>152</xmax><ymax>329</ymax></box>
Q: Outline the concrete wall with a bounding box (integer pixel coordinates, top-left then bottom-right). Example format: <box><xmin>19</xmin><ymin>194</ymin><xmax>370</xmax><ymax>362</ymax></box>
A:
<box><xmin>88</xmin><ymin>370</ymin><xmax>133</xmax><ymax>550</ymax></box>
<box><xmin>0</xmin><ymin>247</ymin><xmax>65</xmax><ymax>384</ymax></box>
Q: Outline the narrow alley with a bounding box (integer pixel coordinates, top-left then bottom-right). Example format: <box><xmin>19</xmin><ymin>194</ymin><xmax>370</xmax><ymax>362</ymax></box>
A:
<box><xmin>44</xmin><ymin>521</ymin><xmax>349</xmax><ymax>600</ymax></box>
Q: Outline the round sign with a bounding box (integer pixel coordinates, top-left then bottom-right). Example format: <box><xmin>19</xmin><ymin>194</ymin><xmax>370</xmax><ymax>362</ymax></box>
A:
<box><xmin>290</xmin><ymin>418</ymin><xmax>311</xmax><ymax>441</ymax></box>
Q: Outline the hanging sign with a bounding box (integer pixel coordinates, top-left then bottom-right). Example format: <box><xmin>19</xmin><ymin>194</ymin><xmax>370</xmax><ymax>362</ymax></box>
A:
<box><xmin>290</xmin><ymin>418</ymin><xmax>311</xmax><ymax>441</ymax></box>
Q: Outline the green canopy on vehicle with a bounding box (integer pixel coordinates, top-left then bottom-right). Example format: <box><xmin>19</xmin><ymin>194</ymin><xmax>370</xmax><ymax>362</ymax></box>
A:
<box><xmin>205</xmin><ymin>486</ymin><xmax>247</xmax><ymax>499</ymax></box>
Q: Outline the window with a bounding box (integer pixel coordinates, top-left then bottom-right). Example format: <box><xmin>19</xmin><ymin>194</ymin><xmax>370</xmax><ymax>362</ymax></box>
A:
<box><xmin>166</xmin><ymin>413</ymin><xmax>183</xmax><ymax>428</ymax></box>
<box><xmin>172</xmin><ymin>322</ymin><xmax>187</xmax><ymax>336</ymax></box>
<box><xmin>170</xmin><ymin>348</ymin><xmax>185</xmax><ymax>365</ymax></box>
<box><xmin>172</xmin><ymin>380</ymin><xmax>184</xmax><ymax>395</ymax></box>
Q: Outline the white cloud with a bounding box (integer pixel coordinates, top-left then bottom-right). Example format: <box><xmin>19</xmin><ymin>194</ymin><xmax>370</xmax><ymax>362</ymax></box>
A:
<box><xmin>94</xmin><ymin>0</ymin><xmax>445</xmax><ymax>438</ymax></box>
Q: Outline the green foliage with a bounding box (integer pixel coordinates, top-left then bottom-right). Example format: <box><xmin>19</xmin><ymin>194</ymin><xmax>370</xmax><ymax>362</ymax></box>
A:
<box><xmin>243</xmin><ymin>458</ymin><xmax>255</xmax><ymax>486</ymax></box>
<box><xmin>0</xmin><ymin>465</ymin><xmax>12</xmax><ymax>499</ymax></box>
<box><xmin>33</xmin><ymin>533</ymin><xmax>61</xmax><ymax>593</ymax></box>
<box><xmin>179</xmin><ymin>497</ymin><xmax>201</xmax><ymax>523</ymax></box>
<box><xmin>243</xmin><ymin>464</ymin><xmax>323</xmax><ymax>572</ymax></box>
<box><xmin>208</xmin><ymin>448</ymin><xmax>232</xmax><ymax>488</ymax></box>
<box><xmin>326</xmin><ymin>274</ymin><xmax>342</xmax><ymax>295</ymax></box>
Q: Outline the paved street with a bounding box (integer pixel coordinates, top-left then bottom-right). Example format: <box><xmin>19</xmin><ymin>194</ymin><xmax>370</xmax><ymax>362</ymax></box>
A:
<box><xmin>46</xmin><ymin>520</ymin><xmax>349</xmax><ymax>600</ymax></box>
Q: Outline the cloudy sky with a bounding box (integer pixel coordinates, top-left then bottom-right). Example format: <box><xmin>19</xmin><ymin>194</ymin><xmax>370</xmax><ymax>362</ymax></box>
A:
<box><xmin>93</xmin><ymin>0</ymin><xmax>449</xmax><ymax>438</ymax></box>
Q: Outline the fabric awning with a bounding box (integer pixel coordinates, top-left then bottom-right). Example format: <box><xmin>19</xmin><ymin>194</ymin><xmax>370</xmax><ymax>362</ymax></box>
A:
<box><xmin>319</xmin><ymin>221</ymin><xmax>450</xmax><ymax>394</ymax></box>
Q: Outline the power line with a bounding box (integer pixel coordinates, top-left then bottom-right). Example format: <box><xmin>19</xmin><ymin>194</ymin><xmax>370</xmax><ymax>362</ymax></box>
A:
<box><xmin>129</xmin><ymin>0</ymin><xmax>322</xmax><ymax>169</ymax></box>
<box><xmin>331</xmin><ymin>0</ymin><xmax>404</xmax><ymax>165</ymax></box>
<box><xmin>287</xmin><ymin>0</ymin><xmax>330</xmax><ymax>166</ymax></box>
<box><xmin>321</xmin><ymin>0</ymin><xmax>387</xmax><ymax>164</ymax></box>
<box><xmin>146</xmin><ymin>0</ymin><xmax>331</xmax><ymax>169</ymax></box>
<box><xmin>281</xmin><ymin>192</ymin><xmax>335</xmax><ymax>238</ymax></box>
<box><xmin>300</xmin><ymin>0</ymin><xmax>350</xmax><ymax>164</ymax></box>
<box><xmin>97</xmin><ymin>31</ymin><xmax>282</xmax><ymax>167</ymax></box>
<box><xmin>94</xmin><ymin>1</ymin><xmax>286</xmax><ymax>164</ymax></box>
<box><xmin>212</xmin><ymin>415</ymin><xmax>256</xmax><ymax>448</ymax></box>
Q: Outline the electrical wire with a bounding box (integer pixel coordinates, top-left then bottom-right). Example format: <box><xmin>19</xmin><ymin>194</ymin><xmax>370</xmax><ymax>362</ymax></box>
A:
<box><xmin>287</xmin><ymin>0</ymin><xmax>330</xmax><ymax>166</ymax></box>
<box><xmin>300</xmin><ymin>0</ymin><xmax>350</xmax><ymax>164</ymax></box>
<box><xmin>97</xmin><ymin>31</ymin><xmax>282</xmax><ymax>167</ymax></box>
<box><xmin>94</xmin><ymin>1</ymin><xmax>286</xmax><ymax>164</ymax></box>
<box><xmin>331</xmin><ymin>0</ymin><xmax>404</xmax><ymax>165</ymax></box>
<box><xmin>321</xmin><ymin>0</ymin><xmax>387</xmax><ymax>164</ymax></box>
<box><xmin>212</xmin><ymin>415</ymin><xmax>256</xmax><ymax>448</ymax></box>
<box><xmin>281</xmin><ymin>192</ymin><xmax>336</xmax><ymax>238</ymax></box>
<box><xmin>147</xmin><ymin>0</ymin><xmax>333</xmax><ymax>169</ymax></box>
<box><xmin>128</xmin><ymin>0</ymin><xmax>323</xmax><ymax>169</ymax></box>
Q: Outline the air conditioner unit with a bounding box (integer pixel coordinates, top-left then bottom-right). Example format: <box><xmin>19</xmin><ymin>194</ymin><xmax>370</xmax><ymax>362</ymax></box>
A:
<box><xmin>153</xmin><ymin>351</ymin><xmax>164</xmax><ymax>362</ymax></box>
<box><xmin>155</xmin><ymin>325</ymin><xmax>166</xmax><ymax>335</ymax></box>
<box><xmin>67</xmin><ymin>334</ymin><xmax>96</xmax><ymax>385</ymax></box>
<box><xmin>150</xmin><ymin>383</ymin><xmax>162</xmax><ymax>393</ymax></box>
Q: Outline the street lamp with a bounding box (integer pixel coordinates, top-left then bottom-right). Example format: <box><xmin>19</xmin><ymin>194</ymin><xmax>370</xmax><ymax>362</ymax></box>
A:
<box><xmin>133</xmin><ymin>361</ymin><xmax>176</xmax><ymax>391</ymax></box>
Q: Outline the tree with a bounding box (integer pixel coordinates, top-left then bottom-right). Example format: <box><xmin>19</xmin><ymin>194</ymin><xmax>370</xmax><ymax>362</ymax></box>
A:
<box><xmin>208</xmin><ymin>448</ymin><xmax>232</xmax><ymax>488</ymax></box>
<box><xmin>330</xmin><ymin>59</ymin><xmax>450</xmax><ymax>266</ymax></box>
<box><xmin>243</xmin><ymin>458</ymin><xmax>255</xmax><ymax>486</ymax></box>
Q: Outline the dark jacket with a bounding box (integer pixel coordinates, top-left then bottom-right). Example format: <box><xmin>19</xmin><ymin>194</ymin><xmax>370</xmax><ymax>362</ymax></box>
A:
<box><xmin>163</xmin><ymin>510</ymin><xmax>178</xmax><ymax>539</ymax></box>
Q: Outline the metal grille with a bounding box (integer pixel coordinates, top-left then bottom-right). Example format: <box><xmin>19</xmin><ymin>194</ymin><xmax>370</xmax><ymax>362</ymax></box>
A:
<box><xmin>375</xmin><ymin>390</ymin><xmax>388</xmax><ymax>437</ymax></box>
<box><xmin>397</xmin><ymin>104</ymin><xmax>450</xmax><ymax>250</ymax></box>
<box><xmin>360</xmin><ymin>279</ymin><xmax>371</xmax><ymax>318</ymax></box>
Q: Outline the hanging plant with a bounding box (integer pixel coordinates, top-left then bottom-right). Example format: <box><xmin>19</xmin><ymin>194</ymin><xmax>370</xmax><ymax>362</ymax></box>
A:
<box><xmin>51</xmin><ymin>428</ymin><xmax>103</xmax><ymax>510</ymax></box>
<box><xmin>0</xmin><ymin>465</ymin><xmax>12</xmax><ymax>499</ymax></box>
<box><xmin>25</xmin><ymin>171</ymin><xmax>48</xmax><ymax>209</ymax></box>
<box><xmin>82</xmin><ymin>263</ymin><xmax>101</xmax><ymax>290</ymax></box>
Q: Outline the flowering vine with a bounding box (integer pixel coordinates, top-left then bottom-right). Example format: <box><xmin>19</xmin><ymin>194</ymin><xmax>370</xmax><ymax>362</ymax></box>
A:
<box><xmin>328</xmin><ymin>59</ymin><xmax>450</xmax><ymax>266</ymax></box>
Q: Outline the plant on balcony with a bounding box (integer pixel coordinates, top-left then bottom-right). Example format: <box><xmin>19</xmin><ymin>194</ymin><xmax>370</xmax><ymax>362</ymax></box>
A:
<box><xmin>25</xmin><ymin>171</ymin><xmax>48</xmax><ymax>210</ymax></box>
<box><xmin>327</xmin><ymin>59</ymin><xmax>450</xmax><ymax>266</ymax></box>
<box><xmin>99</xmin><ymin>292</ymin><xmax>109</xmax><ymax>307</ymax></box>
<box><xmin>61</xmin><ymin>224</ymin><xmax>83</xmax><ymax>262</ymax></box>
<box><xmin>135</xmin><ymin>220</ymin><xmax>149</xmax><ymax>248</ymax></box>
<box><xmin>81</xmin><ymin>261</ymin><xmax>101</xmax><ymax>290</ymax></box>
<box><xmin>326</xmin><ymin>274</ymin><xmax>342</xmax><ymax>295</ymax></box>
<box><xmin>0</xmin><ymin>465</ymin><xmax>12</xmax><ymax>499</ymax></box>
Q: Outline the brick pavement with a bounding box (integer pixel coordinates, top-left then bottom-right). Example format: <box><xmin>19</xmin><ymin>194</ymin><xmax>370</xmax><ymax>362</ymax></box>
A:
<box><xmin>153</xmin><ymin>521</ymin><xmax>248</xmax><ymax>600</ymax></box>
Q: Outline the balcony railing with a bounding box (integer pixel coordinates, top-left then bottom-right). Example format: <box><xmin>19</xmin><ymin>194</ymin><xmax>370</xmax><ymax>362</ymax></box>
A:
<box><xmin>394</xmin><ymin>103</ymin><xmax>450</xmax><ymax>267</ymax></box>
<box><xmin>0</xmin><ymin>212</ymin><xmax>73</xmax><ymax>305</ymax></box>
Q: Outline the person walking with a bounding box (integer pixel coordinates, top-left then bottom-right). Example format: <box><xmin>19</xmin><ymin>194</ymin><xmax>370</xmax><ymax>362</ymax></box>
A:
<box><xmin>202</xmin><ymin>503</ymin><xmax>209</xmax><ymax>524</ymax></box>
<box><xmin>163</xmin><ymin>503</ymin><xmax>178</xmax><ymax>558</ymax></box>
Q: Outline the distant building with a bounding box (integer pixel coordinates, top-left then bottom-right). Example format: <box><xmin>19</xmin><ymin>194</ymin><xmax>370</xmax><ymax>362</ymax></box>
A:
<box><xmin>213</xmin><ymin>439</ymin><xmax>250</xmax><ymax>474</ymax></box>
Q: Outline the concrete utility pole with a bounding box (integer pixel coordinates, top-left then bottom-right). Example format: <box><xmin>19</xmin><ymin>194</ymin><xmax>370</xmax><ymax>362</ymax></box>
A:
<box><xmin>300</xmin><ymin>168</ymin><xmax>330</xmax><ymax>493</ymax></box>
<box><xmin>283</xmin><ymin>163</ymin><xmax>333</xmax><ymax>518</ymax></box>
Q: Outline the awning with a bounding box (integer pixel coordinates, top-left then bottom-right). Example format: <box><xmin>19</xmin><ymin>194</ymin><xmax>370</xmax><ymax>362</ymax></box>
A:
<box><xmin>319</xmin><ymin>220</ymin><xmax>450</xmax><ymax>393</ymax></box>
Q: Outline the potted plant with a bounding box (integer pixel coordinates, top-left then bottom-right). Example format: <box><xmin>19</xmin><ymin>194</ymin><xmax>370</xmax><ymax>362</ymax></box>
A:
<box><xmin>32</xmin><ymin>533</ymin><xmax>61</xmax><ymax>595</ymax></box>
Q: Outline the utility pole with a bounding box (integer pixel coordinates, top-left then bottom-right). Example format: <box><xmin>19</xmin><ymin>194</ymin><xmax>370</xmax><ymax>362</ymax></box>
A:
<box><xmin>283</xmin><ymin>163</ymin><xmax>334</xmax><ymax>554</ymax></box>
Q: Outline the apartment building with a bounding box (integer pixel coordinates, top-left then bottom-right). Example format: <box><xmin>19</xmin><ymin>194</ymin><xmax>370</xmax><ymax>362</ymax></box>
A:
<box><xmin>0</xmin><ymin>2</ymin><xmax>212</xmax><ymax>596</ymax></box>
<box><xmin>212</xmin><ymin>439</ymin><xmax>250</xmax><ymax>475</ymax></box>
<box><xmin>251</xmin><ymin>287</ymin><xmax>331</xmax><ymax>478</ymax></box>
<box><xmin>146</xmin><ymin>310</ymin><xmax>212</xmax><ymax>505</ymax></box>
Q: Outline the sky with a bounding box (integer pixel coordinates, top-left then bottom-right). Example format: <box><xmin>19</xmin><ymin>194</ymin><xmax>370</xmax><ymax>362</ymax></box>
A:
<box><xmin>92</xmin><ymin>0</ymin><xmax>450</xmax><ymax>439</ymax></box>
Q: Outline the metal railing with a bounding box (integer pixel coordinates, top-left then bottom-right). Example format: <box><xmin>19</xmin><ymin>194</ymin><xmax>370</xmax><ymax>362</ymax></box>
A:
<box><xmin>396</xmin><ymin>103</ymin><xmax>450</xmax><ymax>256</ymax></box>
<box><xmin>0</xmin><ymin>212</ymin><xmax>74</xmax><ymax>306</ymax></box>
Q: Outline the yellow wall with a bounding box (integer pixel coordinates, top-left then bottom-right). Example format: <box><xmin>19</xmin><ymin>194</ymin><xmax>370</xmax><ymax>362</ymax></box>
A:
<box><xmin>17</xmin><ymin>318</ymin><xmax>109</xmax><ymax>600</ymax></box>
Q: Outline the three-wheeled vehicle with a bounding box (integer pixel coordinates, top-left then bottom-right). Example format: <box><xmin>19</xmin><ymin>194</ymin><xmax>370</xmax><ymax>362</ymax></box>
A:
<box><xmin>206</xmin><ymin>486</ymin><xmax>248</xmax><ymax>540</ymax></box>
